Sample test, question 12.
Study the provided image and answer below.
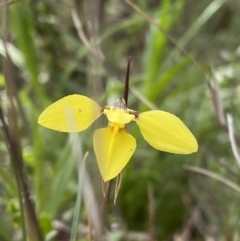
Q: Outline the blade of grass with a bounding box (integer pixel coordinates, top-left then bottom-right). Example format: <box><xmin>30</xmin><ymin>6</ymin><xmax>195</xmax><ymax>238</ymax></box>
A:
<box><xmin>149</xmin><ymin>56</ymin><xmax>190</xmax><ymax>101</ymax></box>
<box><xmin>184</xmin><ymin>165</ymin><xmax>240</xmax><ymax>194</ymax></box>
<box><xmin>180</xmin><ymin>0</ymin><xmax>229</xmax><ymax>47</ymax></box>
<box><xmin>167</xmin><ymin>0</ymin><xmax>229</xmax><ymax>63</ymax></box>
<box><xmin>0</xmin><ymin>40</ymin><xmax>24</xmax><ymax>68</ymax></box>
<box><xmin>70</xmin><ymin>151</ymin><xmax>88</xmax><ymax>241</ymax></box>
<box><xmin>143</xmin><ymin>0</ymin><xmax>183</xmax><ymax>97</ymax></box>
<box><xmin>0</xmin><ymin>219</ymin><xmax>11</xmax><ymax>241</ymax></box>
<box><xmin>31</xmin><ymin>110</ymin><xmax>44</xmax><ymax>213</ymax></box>
<box><xmin>10</xmin><ymin>1</ymin><xmax>46</xmax><ymax>102</ymax></box>
<box><xmin>44</xmin><ymin>140</ymin><xmax>75</xmax><ymax>218</ymax></box>
<box><xmin>9</xmin><ymin>2</ymin><xmax>48</xmax><ymax>213</ymax></box>
<box><xmin>0</xmin><ymin>166</ymin><xmax>17</xmax><ymax>195</ymax></box>
<box><xmin>124</xmin><ymin>0</ymin><xmax>209</xmax><ymax>80</ymax></box>
<box><xmin>2</xmin><ymin>3</ymin><xmax>43</xmax><ymax>239</ymax></box>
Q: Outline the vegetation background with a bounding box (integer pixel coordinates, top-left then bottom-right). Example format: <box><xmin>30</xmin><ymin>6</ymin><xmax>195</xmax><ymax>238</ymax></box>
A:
<box><xmin>1</xmin><ymin>0</ymin><xmax>240</xmax><ymax>240</ymax></box>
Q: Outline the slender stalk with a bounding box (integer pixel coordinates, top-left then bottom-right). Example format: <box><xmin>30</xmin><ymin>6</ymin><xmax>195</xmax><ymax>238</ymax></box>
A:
<box><xmin>0</xmin><ymin>106</ymin><xmax>27</xmax><ymax>241</ymax></box>
<box><xmin>70</xmin><ymin>152</ymin><xmax>88</xmax><ymax>241</ymax></box>
<box><xmin>227</xmin><ymin>114</ymin><xmax>240</xmax><ymax>169</ymax></box>
<box><xmin>1</xmin><ymin>2</ymin><xmax>43</xmax><ymax>240</ymax></box>
<box><xmin>184</xmin><ymin>165</ymin><xmax>240</xmax><ymax>193</ymax></box>
<box><xmin>123</xmin><ymin>56</ymin><xmax>131</xmax><ymax>105</ymax></box>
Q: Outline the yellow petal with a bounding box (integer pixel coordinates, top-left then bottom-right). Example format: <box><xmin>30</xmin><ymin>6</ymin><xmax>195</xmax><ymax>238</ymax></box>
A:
<box><xmin>103</xmin><ymin>109</ymin><xmax>135</xmax><ymax>125</ymax></box>
<box><xmin>38</xmin><ymin>95</ymin><xmax>102</xmax><ymax>132</ymax></box>
<box><xmin>93</xmin><ymin>125</ymin><xmax>136</xmax><ymax>181</ymax></box>
<box><xmin>136</xmin><ymin>110</ymin><xmax>198</xmax><ymax>154</ymax></box>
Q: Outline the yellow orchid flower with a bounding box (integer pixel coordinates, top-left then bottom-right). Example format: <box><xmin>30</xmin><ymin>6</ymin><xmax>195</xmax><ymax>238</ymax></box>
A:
<box><xmin>38</xmin><ymin>94</ymin><xmax>198</xmax><ymax>181</ymax></box>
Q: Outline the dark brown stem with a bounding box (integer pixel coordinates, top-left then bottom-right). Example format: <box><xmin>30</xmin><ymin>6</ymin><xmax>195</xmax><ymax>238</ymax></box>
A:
<box><xmin>1</xmin><ymin>3</ymin><xmax>43</xmax><ymax>239</ymax></box>
<box><xmin>123</xmin><ymin>56</ymin><xmax>131</xmax><ymax>106</ymax></box>
<box><xmin>100</xmin><ymin>180</ymin><xmax>112</xmax><ymax>233</ymax></box>
<box><xmin>0</xmin><ymin>105</ymin><xmax>43</xmax><ymax>241</ymax></box>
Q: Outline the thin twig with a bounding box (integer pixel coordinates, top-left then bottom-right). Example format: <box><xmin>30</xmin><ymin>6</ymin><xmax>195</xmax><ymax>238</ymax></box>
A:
<box><xmin>123</xmin><ymin>56</ymin><xmax>131</xmax><ymax>105</ymax></box>
<box><xmin>199</xmin><ymin>145</ymin><xmax>240</xmax><ymax>180</ymax></box>
<box><xmin>227</xmin><ymin>114</ymin><xmax>240</xmax><ymax>169</ymax></box>
<box><xmin>70</xmin><ymin>1</ymin><xmax>104</xmax><ymax>60</ymax></box>
<box><xmin>209</xmin><ymin>66</ymin><xmax>226</xmax><ymax>126</ymax></box>
<box><xmin>114</xmin><ymin>172</ymin><xmax>122</xmax><ymax>205</ymax></box>
<box><xmin>184</xmin><ymin>164</ymin><xmax>240</xmax><ymax>194</ymax></box>
<box><xmin>0</xmin><ymin>0</ymin><xmax>21</xmax><ymax>7</ymax></box>
<box><xmin>83</xmin><ymin>169</ymin><xmax>103</xmax><ymax>240</ymax></box>
<box><xmin>88</xmin><ymin>214</ymin><xmax>93</xmax><ymax>241</ymax></box>
<box><xmin>130</xmin><ymin>86</ymin><xmax>158</xmax><ymax>109</ymax></box>
<box><xmin>100</xmin><ymin>180</ymin><xmax>112</xmax><ymax>227</ymax></box>
<box><xmin>70</xmin><ymin>7</ymin><xmax>94</xmax><ymax>54</ymax></box>
<box><xmin>0</xmin><ymin>105</ymin><xmax>27</xmax><ymax>241</ymax></box>
<box><xmin>207</xmin><ymin>68</ymin><xmax>240</xmax><ymax>145</ymax></box>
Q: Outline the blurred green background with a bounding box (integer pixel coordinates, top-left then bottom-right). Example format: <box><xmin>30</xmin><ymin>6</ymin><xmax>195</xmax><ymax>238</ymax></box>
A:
<box><xmin>1</xmin><ymin>0</ymin><xmax>240</xmax><ymax>240</ymax></box>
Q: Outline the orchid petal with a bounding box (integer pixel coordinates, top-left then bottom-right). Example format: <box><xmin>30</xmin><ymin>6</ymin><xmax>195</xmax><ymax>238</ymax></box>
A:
<box><xmin>136</xmin><ymin>110</ymin><xmax>198</xmax><ymax>154</ymax></box>
<box><xmin>38</xmin><ymin>95</ymin><xmax>102</xmax><ymax>132</ymax></box>
<box><xmin>93</xmin><ymin>126</ymin><xmax>136</xmax><ymax>181</ymax></box>
<box><xmin>104</xmin><ymin>109</ymin><xmax>135</xmax><ymax>125</ymax></box>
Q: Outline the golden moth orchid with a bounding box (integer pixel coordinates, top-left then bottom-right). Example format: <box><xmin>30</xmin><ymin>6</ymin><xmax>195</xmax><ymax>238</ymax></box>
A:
<box><xmin>38</xmin><ymin>58</ymin><xmax>197</xmax><ymax>182</ymax></box>
<box><xmin>38</xmin><ymin>95</ymin><xmax>198</xmax><ymax>181</ymax></box>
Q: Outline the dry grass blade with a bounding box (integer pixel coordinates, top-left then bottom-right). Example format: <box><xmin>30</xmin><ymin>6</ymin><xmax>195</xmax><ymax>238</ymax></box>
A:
<box><xmin>83</xmin><ymin>168</ymin><xmax>103</xmax><ymax>240</ymax></box>
<box><xmin>70</xmin><ymin>0</ymin><xmax>104</xmax><ymax>61</ymax></box>
<box><xmin>114</xmin><ymin>172</ymin><xmax>122</xmax><ymax>205</ymax></box>
<box><xmin>207</xmin><ymin>71</ymin><xmax>240</xmax><ymax>145</ymax></box>
<box><xmin>227</xmin><ymin>114</ymin><xmax>240</xmax><ymax>169</ymax></box>
<box><xmin>184</xmin><ymin>165</ymin><xmax>240</xmax><ymax>194</ymax></box>
<box><xmin>70</xmin><ymin>7</ymin><xmax>94</xmax><ymax>54</ymax></box>
<box><xmin>0</xmin><ymin>0</ymin><xmax>21</xmax><ymax>7</ymax></box>
<box><xmin>130</xmin><ymin>86</ymin><xmax>157</xmax><ymax>110</ymax></box>
<box><xmin>209</xmin><ymin>66</ymin><xmax>226</xmax><ymax>126</ymax></box>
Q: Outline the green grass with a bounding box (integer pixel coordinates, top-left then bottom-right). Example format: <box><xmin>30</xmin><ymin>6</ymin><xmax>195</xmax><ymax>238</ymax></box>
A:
<box><xmin>1</xmin><ymin>0</ymin><xmax>240</xmax><ymax>240</ymax></box>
